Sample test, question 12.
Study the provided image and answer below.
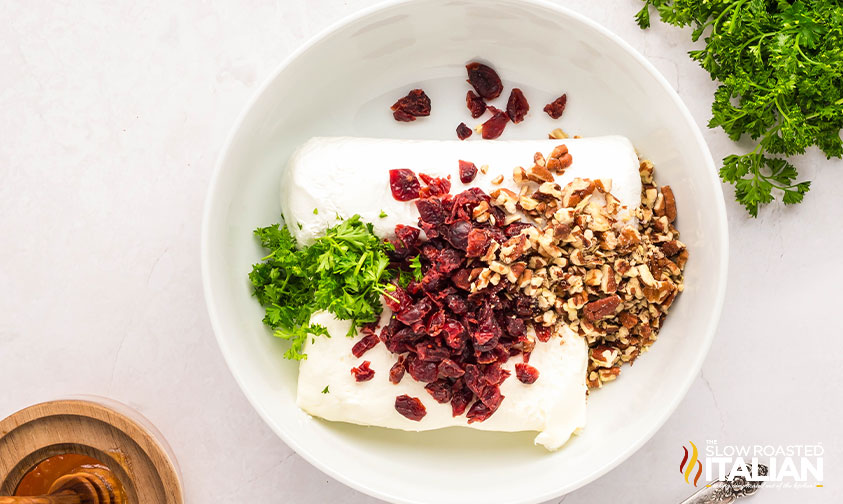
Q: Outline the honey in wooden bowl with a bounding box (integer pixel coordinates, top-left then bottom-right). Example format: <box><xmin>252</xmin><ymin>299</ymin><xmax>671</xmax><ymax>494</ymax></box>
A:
<box><xmin>14</xmin><ymin>453</ymin><xmax>126</xmax><ymax>501</ymax></box>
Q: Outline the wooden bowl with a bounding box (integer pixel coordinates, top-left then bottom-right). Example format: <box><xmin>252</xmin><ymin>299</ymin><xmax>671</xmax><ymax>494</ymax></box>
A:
<box><xmin>0</xmin><ymin>399</ymin><xmax>183</xmax><ymax>503</ymax></box>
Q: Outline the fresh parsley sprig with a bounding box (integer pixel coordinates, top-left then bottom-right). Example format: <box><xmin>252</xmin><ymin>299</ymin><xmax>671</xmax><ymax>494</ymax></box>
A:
<box><xmin>249</xmin><ymin>215</ymin><xmax>397</xmax><ymax>360</ymax></box>
<box><xmin>637</xmin><ymin>0</ymin><xmax>843</xmax><ymax>216</ymax></box>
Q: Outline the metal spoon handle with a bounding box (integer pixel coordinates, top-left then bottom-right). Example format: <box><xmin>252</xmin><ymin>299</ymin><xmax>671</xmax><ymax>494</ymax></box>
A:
<box><xmin>680</xmin><ymin>463</ymin><xmax>767</xmax><ymax>504</ymax></box>
<box><xmin>680</xmin><ymin>481</ymin><xmax>736</xmax><ymax>504</ymax></box>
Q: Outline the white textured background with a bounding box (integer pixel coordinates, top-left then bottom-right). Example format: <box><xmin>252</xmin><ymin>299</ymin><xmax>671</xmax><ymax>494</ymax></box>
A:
<box><xmin>1</xmin><ymin>1</ymin><xmax>840</xmax><ymax>502</ymax></box>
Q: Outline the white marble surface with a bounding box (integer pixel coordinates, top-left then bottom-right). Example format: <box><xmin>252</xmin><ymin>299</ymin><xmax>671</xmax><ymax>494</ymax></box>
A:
<box><xmin>1</xmin><ymin>1</ymin><xmax>840</xmax><ymax>502</ymax></box>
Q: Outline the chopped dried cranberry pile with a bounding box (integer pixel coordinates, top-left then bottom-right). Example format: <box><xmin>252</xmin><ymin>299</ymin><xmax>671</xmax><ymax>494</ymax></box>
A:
<box><xmin>377</xmin><ymin>169</ymin><xmax>540</xmax><ymax>423</ymax></box>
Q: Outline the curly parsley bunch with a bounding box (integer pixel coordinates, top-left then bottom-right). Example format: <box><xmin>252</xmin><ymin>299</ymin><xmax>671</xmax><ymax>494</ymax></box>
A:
<box><xmin>637</xmin><ymin>0</ymin><xmax>843</xmax><ymax>216</ymax></box>
<box><xmin>249</xmin><ymin>216</ymin><xmax>410</xmax><ymax>360</ymax></box>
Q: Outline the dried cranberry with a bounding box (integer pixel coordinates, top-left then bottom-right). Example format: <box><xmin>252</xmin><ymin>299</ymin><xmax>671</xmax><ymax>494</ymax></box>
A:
<box><xmin>425</xmin><ymin>380</ymin><xmax>453</xmax><ymax>404</ymax></box>
<box><xmin>407</xmin><ymin>356</ymin><xmax>438</xmax><ymax>383</ymax></box>
<box><xmin>415</xmin><ymin>339</ymin><xmax>450</xmax><ymax>362</ymax></box>
<box><xmin>475</xmin><ymin>351</ymin><xmax>498</xmax><ymax>364</ymax></box>
<box><xmin>456</xmin><ymin>122</ymin><xmax>473</xmax><ymax>140</ymax></box>
<box><xmin>472</xmin><ymin>329</ymin><xmax>497</xmax><ymax>347</ymax></box>
<box><xmin>506</xmin><ymin>88</ymin><xmax>529</xmax><ymax>123</ymax></box>
<box><xmin>350</xmin><ymin>361</ymin><xmax>375</xmax><ymax>382</ymax></box>
<box><xmin>459</xmin><ymin>160</ymin><xmax>478</xmax><ymax>184</ymax></box>
<box><xmin>419</xmin><ymin>173</ymin><xmax>451</xmax><ymax>198</ymax></box>
<box><xmin>421</xmin><ymin>269</ymin><xmax>443</xmax><ymax>292</ymax></box>
<box><xmin>493</xmin><ymin>344</ymin><xmax>510</xmax><ymax>363</ymax></box>
<box><xmin>451</xmin><ymin>384</ymin><xmax>473</xmax><ymax>416</ymax></box>
<box><xmin>446</xmin><ymin>294</ymin><xmax>468</xmax><ymax>314</ymax></box>
<box><xmin>535</xmin><ymin>325</ymin><xmax>552</xmax><ymax>342</ymax></box>
<box><xmin>391</xmin><ymin>89</ymin><xmax>431</xmax><ymax>122</ymax></box>
<box><xmin>442</xmin><ymin>319</ymin><xmax>467</xmax><ymax>350</ymax></box>
<box><xmin>543</xmin><ymin>93</ymin><xmax>567</xmax><ymax>119</ymax></box>
<box><xmin>514</xmin><ymin>295</ymin><xmax>535</xmax><ymax>317</ymax></box>
<box><xmin>416</xmin><ymin>198</ymin><xmax>446</xmax><ymax>225</ymax></box>
<box><xmin>451</xmin><ymin>269</ymin><xmax>471</xmax><ymax>291</ymax></box>
<box><xmin>395</xmin><ymin>298</ymin><xmax>430</xmax><ymax>325</ymax></box>
<box><xmin>446</xmin><ymin>220</ymin><xmax>471</xmax><ymax>250</ymax></box>
<box><xmin>483</xmin><ymin>362</ymin><xmax>510</xmax><ymax>385</ymax></box>
<box><xmin>465</xmin><ymin>228</ymin><xmax>491</xmax><ymax>257</ymax></box>
<box><xmin>383</xmin><ymin>283</ymin><xmax>410</xmax><ymax>312</ymax></box>
<box><xmin>352</xmin><ymin>333</ymin><xmax>380</xmax><ymax>358</ymax></box>
<box><xmin>395</xmin><ymin>394</ymin><xmax>427</xmax><ymax>421</ymax></box>
<box><xmin>435</xmin><ymin>248</ymin><xmax>462</xmax><ymax>274</ymax></box>
<box><xmin>389</xmin><ymin>169</ymin><xmax>420</xmax><ymax>201</ymax></box>
<box><xmin>438</xmin><ymin>358</ymin><xmax>465</xmax><ymax>378</ymax></box>
<box><xmin>465</xmin><ymin>90</ymin><xmax>487</xmax><ymax>118</ymax></box>
<box><xmin>480</xmin><ymin>108</ymin><xmax>509</xmax><ymax>140</ymax></box>
<box><xmin>503</xmin><ymin>317</ymin><xmax>526</xmax><ymax>338</ymax></box>
<box><xmin>426</xmin><ymin>310</ymin><xmax>445</xmax><ymax>336</ymax></box>
<box><xmin>504</xmin><ymin>221</ymin><xmax>533</xmax><ymax>237</ymax></box>
<box><xmin>466</xmin><ymin>400</ymin><xmax>493</xmax><ymax>423</ymax></box>
<box><xmin>464</xmin><ymin>364</ymin><xmax>485</xmax><ymax>396</ymax></box>
<box><xmin>466</xmin><ymin>62</ymin><xmax>503</xmax><ymax>100</ymax></box>
<box><xmin>478</xmin><ymin>384</ymin><xmax>504</xmax><ymax>410</ymax></box>
<box><xmin>389</xmin><ymin>356</ymin><xmax>407</xmax><ymax>384</ymax></box>
<box><xmin>515</xmin><ymin>363</ymin><xmax>540</xmax><ymax>384</ymax></box>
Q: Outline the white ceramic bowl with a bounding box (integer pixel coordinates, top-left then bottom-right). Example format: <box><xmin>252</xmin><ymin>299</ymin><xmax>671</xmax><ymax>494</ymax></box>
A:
<box><xmin>201</xmin><ymin>1</ymin><xmax>728</xmax><ymax>502</ymax></box>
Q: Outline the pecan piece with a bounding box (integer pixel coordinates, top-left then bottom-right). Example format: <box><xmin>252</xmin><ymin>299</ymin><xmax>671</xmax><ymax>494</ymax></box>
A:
<box><xmin>583</xmin><ymin>294</ymin><xmax>621</xmax><ymax>322</ymax></box>
<box><xmin>661</xmin><ymin>186</ymin><xmax>677</xmax><ymax>222</ymax></box>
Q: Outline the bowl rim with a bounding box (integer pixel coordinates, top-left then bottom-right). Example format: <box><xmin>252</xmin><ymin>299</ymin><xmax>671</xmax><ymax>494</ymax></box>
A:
<box><xmin>200</xmin><ymin>0</ymin><xmax>729</xmax><ymax>502</ymax></box>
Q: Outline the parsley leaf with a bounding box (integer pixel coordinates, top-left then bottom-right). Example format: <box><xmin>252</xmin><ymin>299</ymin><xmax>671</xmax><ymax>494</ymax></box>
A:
<box><xmin>637</xmin><ymin>0</ymin><xmax>843</xmax><ymax>216</ymax></box>
<box><xmin>409</xmin><ymin>255</ymin><xmax>423</xmax><ymax>282</ymax></box>
<box><xmin>322</xmin><ymin>385</ymin><xmax>330</xmax><ymax>394</ymax></box>
<box><xmin>379</xmin><ymin>210</ymin><xmax>388</xmax><ymax>218</ymax></box>
<box><xmin>249</xmin><ymin>215</ymin><xmax>398</xmax><ymax>359</ymax></box>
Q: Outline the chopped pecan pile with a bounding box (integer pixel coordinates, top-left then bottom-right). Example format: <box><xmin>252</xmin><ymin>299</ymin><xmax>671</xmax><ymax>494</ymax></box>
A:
<box><xmin>469</xmin><ymin>150</ymin><xmax>686</xmax><ymax>389</ymax></box>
